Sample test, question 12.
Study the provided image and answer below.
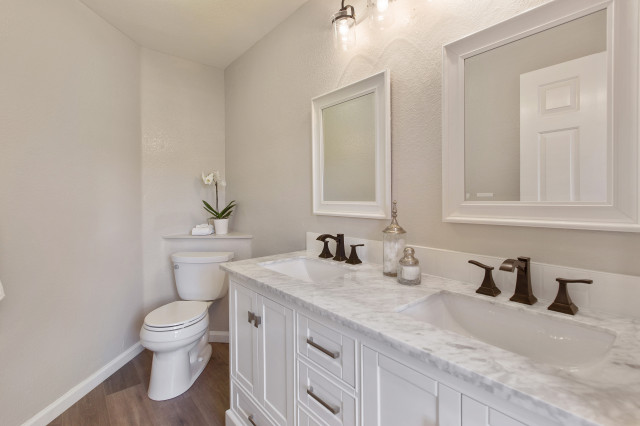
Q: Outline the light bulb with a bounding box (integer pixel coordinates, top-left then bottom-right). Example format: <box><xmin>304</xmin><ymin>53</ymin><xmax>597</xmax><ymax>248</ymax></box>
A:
<box><xmin>338</xmin><ymin>19</ymin><xmax>350</xmax><ymax>36</ymax></box>
<box><xmin>369</xmin><ymin>0</ymin><xmax>394</xmax><ymax>30</ymax></box>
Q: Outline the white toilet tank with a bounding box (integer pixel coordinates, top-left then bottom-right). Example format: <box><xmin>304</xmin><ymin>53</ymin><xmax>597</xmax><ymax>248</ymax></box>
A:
<box><xmin>171</xmin><ymin>252</ymin><xmax>234</xmax><ymax>301</ymax></box>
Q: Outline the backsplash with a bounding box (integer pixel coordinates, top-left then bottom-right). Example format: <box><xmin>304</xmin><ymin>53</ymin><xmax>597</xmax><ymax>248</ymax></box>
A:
<box><xmin>306</xmin><ymin>232</ymin><xmax>640</xmax><ymax>319</ymax></box>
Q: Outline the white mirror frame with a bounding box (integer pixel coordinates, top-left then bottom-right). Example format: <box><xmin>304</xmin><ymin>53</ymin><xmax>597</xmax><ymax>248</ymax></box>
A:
<box><xmin>442</xmin><ymin>0</ymin><xmax>640</xmax><ymax>232</ymax></box>
<box><xmin>312</xmin><ymin>70</ymin><xmax>391</xmax><ymax>219</ymax></box>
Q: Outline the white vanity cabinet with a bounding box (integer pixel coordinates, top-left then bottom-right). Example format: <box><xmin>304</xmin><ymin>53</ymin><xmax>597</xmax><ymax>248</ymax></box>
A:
<box><xmin>227</xmin><ymin>277</ymin><xmax>557</xmax><ymax>426</ymax></box>
<box><xmin>362</xmin><ymin>346</ymin><xmax>439</xmax><ymax>425</ymax></box>
<box><xmin>229</xmin><ymin>279</ymin><xmax>295</xmax><ymax>426</ymax></box>
<box><xmin>296</xmin><ymin>313</ymin><xmax>359</xmax><ymax>426</ymax></box>
<box><xmin>362</xmin><ymin>346</ymin><xmax>526</xmax><ymax>426</ymax></box>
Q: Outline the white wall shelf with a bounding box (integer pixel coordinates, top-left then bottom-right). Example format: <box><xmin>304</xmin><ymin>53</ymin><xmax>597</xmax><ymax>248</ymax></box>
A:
<box><xmin>162</xmin><ymin>232</ymin><xmax>253</xmax><ymax>240</ymax></box>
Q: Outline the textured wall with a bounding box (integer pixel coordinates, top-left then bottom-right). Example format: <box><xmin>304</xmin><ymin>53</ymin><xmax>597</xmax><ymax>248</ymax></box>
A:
<box><xmin>0</xmin><ymin>1</ymin><xmax>142</xmax><ymax>424</ymax></box>
<box><xmin>225</xmin><ymin>0</ymin><xmax>640</xmax><ymax>276</ymax></box>
<box><xmin>140</xmin><ymin>48</ymin><xmax>230</xmax><ymax>331</ymax></box>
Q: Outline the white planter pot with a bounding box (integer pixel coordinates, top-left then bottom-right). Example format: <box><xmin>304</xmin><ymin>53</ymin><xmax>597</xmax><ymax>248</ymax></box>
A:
<box><xmin>213</xmin><ymin>219</ymin><xmax>229</xmax><ymax>235</ymax></box>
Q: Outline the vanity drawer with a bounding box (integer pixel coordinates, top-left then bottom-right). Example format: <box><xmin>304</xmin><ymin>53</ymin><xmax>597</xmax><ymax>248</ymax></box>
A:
<box><xmin>298</xmin><ymin>360</ymin><xmax>357</xmax><ymax>426</ymax></box>
<box><xmin>297</xmin><ymin>313</ymin><xmax>356</xmax><ymax>387</ymax></box>
<box><xmin>231</xmin><ymin>381</ymin><xmax>275</xmax><ymax>426</ymax></box>
<box><xmin>298</xmin><ymin>406</ymin><xmax>325</xmax><ymax>426</ymax></box>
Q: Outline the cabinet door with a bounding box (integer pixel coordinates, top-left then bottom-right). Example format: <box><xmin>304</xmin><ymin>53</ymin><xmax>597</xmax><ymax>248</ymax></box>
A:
<box><xmin>462</xmin><ymin>395</ymin><xmax>526</xmax><ymax>426</ymax></box>
<box><xmin>362</xmin><ymin>346</ymin><xmax>439</xmax><ymax>426</ymax></box>
<box><xmin>231</xmin><ymin>281</ymin><xmax>259</xmax><ymax>396</ymax></box>
<box><xmin>258</xmin><ymin>295</ymin><xmax>295</xmax><ymax>425</ymax></box>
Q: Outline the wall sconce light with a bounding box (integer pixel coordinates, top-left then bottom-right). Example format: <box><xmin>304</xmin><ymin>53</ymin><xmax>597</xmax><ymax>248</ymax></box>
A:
<box><xmin>368</xmin><ymin>0</ymin><xmax>394</xmax><ymax>30</ymax></box>
<box><xmin>332</xmin><ymin>0</ymin><xmax>356</xmax><ymax>51</ymax></box>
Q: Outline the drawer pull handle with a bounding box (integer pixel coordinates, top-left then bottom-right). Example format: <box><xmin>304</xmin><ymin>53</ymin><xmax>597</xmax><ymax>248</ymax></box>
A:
<box><xmin>306</xmin><ymin>337</ymin><xmax>339</xmax><ymax>359</ymax></box>
<box><xmin>248</xmin><ymin>414</ymin><xmax>257</xmax><ymax>426</ymax></box>
<box><xmin>307</xmin><ymin>386</ymin><xmax>341</xmax><ymax>415</ymax></box>
<box><xmin>248</xmin><ymin>311</ymin><xmax>255</xmax><ymax>324</ymax></box>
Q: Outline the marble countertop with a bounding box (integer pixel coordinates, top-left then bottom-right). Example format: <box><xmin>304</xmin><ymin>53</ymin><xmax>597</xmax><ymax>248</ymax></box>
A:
<box><xmin>221</xmin><ymin>251</ymin><xmax>640</xmax><ymax>426</ymax></box>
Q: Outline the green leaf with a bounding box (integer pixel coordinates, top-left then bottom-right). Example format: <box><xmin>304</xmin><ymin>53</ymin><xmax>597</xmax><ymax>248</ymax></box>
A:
<box><xmin>202</xmin><ymin>201</ymin><xmax>220</xmax><ymax>217</ymax></box>
<box><xmin>203</xmin><ymin>199</ymin><xmax>235</xmax><ymax>219</ymax></box>
<box><xmin>217</xmin><ymin>200</ymin><xmax>236</xmax><ymax>217</ymax></box>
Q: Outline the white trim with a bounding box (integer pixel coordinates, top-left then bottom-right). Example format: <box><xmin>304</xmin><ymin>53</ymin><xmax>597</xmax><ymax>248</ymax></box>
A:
<box><xmin>209</xmin><ymin>330</ymin><xmax>229</xmax><ymax>343</ymax></box>
<box><xmin>312</xmin><ymin>70</ymin><xmax>391</xmax><ymax>219</ymax></box>
<box><xmin>442</xmin><ymin>0</ymin><xmax>640</xmax><ymax>232</ymax></box>
<box><xmin>225</xmin><ymin>409</ymin><xmax>243</xmax><ymax>425</ymax></box>
<box><xmin>23</xmin><ymin>342</ymin><xmax>144</xmax><ymax>426</ymax></box>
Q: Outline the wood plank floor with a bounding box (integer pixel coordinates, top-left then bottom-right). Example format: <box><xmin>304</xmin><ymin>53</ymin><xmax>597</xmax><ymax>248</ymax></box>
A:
<box><xmin>49</xmin><ymin>343</ymin><xmax>229</xmax><ymax>426</ymax></box>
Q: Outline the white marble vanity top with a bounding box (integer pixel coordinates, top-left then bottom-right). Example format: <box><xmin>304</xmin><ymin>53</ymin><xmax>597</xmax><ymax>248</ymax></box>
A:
<box><xmin>221</xmin><ymin>251</ymin><xmax>640</xmax><ymax>426</ymax></box>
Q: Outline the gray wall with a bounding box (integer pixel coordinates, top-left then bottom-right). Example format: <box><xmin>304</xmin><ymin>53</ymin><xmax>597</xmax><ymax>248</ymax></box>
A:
<box><xmin>0</xmin><ymin>1</ymin><xmax>143</xmax><ymax>424</ymax></box>
<box><xmin>140</xmin><ymin>48</ymin><xmax>229</xmax><ymax>332</ymax></box>
<box><xmin>225</xmin><ymin>0</ymin><xmax>640</xmax><ymax>276</ymax></box>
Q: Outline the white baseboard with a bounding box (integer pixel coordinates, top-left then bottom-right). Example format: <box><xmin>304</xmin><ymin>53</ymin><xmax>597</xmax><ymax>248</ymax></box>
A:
<box><xmin>209</xmin><ymin>330</ymin><xmax>229</xmax><ymax>343</ymax></box>
<box><xmin>23</xmin><ymin>342</ymin><xmax>144</xmax><ymax>426</ymax></box>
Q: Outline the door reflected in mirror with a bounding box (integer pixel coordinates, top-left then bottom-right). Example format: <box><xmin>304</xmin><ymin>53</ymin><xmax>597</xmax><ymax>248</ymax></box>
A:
<box><xmin>322</xmin><ymin>92</ymin><xmax>376</xmax><ymax>202</ymax></box>
<box><xmin>464</xmin><ymin>10</ymin><xmax>607</xmax><ymax>202</ymax></box>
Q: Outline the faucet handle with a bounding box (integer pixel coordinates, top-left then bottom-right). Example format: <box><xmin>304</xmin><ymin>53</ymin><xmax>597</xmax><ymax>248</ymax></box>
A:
<box><xmin>346</xmin><ymin>244</ymin><xmax>364</xmax><ymax>265</ymax></box>
<box><xmin>548</xmin><ymin>278</ymin><xmax>593</xmax><ymax>315</ymax></box>
<box><xmin>318</xmin><ymin>240</ymin><xmax>333</xmax><ymax>258</ymax></box>
<box><xmin>468</xmin><ymin>260</ymin><xmax>501</xmax><ymax>297</ymax></box>
<box><xmin>316</xmin><ymin>234</ymin><xmax>334</xmax><ymax>258</ymax></box>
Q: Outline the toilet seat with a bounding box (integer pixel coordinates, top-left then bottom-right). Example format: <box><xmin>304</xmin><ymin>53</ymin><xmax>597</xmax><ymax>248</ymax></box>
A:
<box><xmin>144</xmin><ymin>301</ymin><xmax>208</xmax><ymax>332</ymax></box>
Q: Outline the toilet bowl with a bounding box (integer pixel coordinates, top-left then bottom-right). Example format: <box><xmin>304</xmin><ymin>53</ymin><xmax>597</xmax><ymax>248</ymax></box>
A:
<box><xmin>140</xmin><ymin>251</ymin><xmax>233</xmax><ymax>401</ymax></box>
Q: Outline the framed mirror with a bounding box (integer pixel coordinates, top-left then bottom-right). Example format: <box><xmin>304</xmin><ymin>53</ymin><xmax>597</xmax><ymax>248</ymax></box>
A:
<box><xmin>312</xmin><ymin>70</ymin><xmax>391</xmax><ymax>219</ymax></box>
<box><xmin>443</xmin><ymin>0</ymin><xmax>640</xmax><ymax>232</ymax></box>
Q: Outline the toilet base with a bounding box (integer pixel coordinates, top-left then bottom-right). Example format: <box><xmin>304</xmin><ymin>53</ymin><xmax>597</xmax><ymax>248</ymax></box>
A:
<box><xmin>147</xmin><ymin>333</ymin><xmax>212</xmax><ymax>401</ymax></box>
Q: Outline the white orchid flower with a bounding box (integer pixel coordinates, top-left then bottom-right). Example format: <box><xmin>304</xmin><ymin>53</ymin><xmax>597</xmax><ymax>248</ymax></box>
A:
<box><xmin>202</xmin><ymin>172</ymin><xmax>214</xmax><ymax>185</ymax></box>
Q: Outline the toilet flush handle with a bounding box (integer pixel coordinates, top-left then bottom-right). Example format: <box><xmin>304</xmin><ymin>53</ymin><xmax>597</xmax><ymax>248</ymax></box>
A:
<box><xmin>174</xmin><ymin>264</ymin><xmax>179</xmax><ymax>270</ymax></box>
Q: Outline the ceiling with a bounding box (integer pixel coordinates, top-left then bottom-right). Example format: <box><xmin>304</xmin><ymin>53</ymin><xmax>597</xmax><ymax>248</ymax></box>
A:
<box><xmin>80</xmin><ymin>0</ymin><xmax>310</xmax><ymax>69</ymax></box>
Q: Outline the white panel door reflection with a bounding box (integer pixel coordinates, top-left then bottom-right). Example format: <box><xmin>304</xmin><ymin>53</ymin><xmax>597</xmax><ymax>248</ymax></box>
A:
<box><xmin>520</xmin><ymin>52</ymin><xmax>607</xmax><ymax>202</ymax></box>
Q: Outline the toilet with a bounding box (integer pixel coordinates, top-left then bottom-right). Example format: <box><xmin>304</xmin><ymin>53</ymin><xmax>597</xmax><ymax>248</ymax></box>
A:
<box><xmin>140</xmin><ymin>251</ymin><xmax>233</xmax><ymax>401</ymax></box>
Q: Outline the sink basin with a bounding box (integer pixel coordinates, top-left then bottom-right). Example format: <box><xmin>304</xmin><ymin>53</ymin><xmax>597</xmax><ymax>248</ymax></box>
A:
<box><xmin>259</xmin><ymin>258</ymin><xmax>351</xmax><ymax>283</ymax></box>
<box><xmin>397</xmin><ymin>291</ymin><xmax>616</xmax><ymax>369</ymax></box>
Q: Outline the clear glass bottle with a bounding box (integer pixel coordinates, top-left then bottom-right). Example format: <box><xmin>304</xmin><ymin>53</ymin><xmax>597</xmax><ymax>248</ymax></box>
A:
<box><xmin>398</xmin><ymin>247</ymin><xmax>421</xmax><ymax>285</ymax></box>
<box><xmin>382</xmin><ymin>201</ymin><xmax>406</xmax><ymax>276</ymax></box>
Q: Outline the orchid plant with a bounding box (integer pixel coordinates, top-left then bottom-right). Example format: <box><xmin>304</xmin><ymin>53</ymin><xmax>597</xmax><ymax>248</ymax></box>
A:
<box><xmin>201</xmin><ymin>171</ymin><xmax>236</xmax><ymax>219</ymax></box>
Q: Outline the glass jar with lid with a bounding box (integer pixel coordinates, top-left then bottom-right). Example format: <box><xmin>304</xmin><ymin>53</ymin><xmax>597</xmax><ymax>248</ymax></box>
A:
<box><xmin>382</xmin><ymin>201</ymin><xmax>406</xmax><ymax>276</ymax></box>
<box><xmin>397</xmin><ymin>247</ymin><xmax>421</xmax><ymax>285</ymax></box>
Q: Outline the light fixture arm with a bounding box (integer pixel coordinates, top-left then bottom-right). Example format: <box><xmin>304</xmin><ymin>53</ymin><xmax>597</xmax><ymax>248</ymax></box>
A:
<box><xmin>333</xmin><ymin>0</ymin><xmax>355</xmax><ymax>22</ymax></box>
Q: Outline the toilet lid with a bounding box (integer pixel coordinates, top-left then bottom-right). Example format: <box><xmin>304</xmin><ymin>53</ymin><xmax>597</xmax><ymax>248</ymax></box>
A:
<box><xmin>144</xmin><ymin>301</ymin><xmax>208</xmax><ymax>329</ymax></box>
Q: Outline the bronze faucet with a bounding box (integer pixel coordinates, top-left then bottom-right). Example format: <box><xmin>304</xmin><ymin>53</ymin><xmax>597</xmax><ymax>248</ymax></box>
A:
<box><xmin>468</xmin><ymin>260</ymin><xmax>501</xmax><ymax>297</ymax></box>
<box><xmin>548</xmin><ymin>278</ymin><xmax>593</xmax><ymax>315</ymax></box>
<box><xmin>499</xmin><ymin>256</ymin><xmax>537</xmax><ymax>305</ymax></box>
<box><xmin>316</xmin><ymin>234</ymin><xmax>347</xmax><ymax>262</ymax></box>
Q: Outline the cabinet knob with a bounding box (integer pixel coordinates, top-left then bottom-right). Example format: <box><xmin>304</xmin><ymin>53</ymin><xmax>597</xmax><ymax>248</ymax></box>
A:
<box><xmin>247</xmin><ymin>414</ymin><xmax>257</xmax><ymax>426</ymax></box>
